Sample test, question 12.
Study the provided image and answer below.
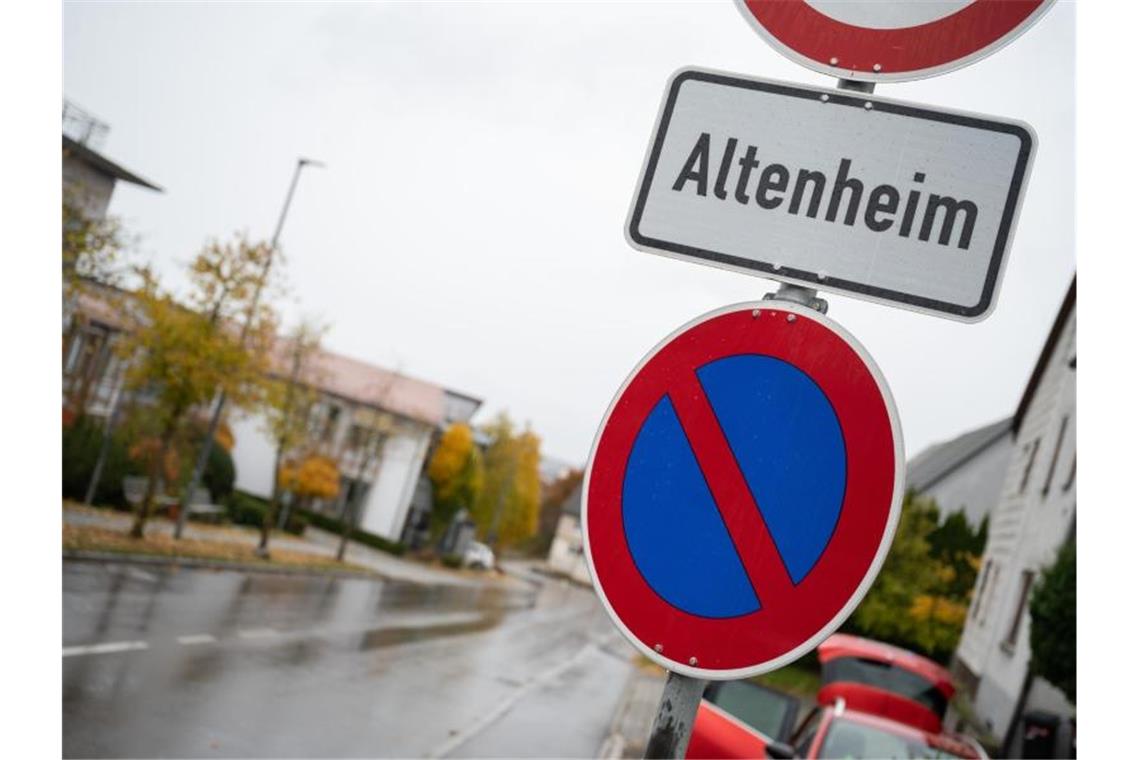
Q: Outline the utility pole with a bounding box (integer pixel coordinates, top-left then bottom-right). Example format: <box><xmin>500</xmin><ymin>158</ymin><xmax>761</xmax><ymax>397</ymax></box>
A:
<box><xmin>174</xmin><ymin>157</ymin><xmax>323</xmax><ymax>539</ymax></box>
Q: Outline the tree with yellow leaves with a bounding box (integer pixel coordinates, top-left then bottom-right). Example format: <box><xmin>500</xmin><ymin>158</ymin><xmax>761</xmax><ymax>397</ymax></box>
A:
<box><xmin>117</xmin><ymin>236</ymin><xmax>275</xmax><ymax>538</ymax></box>
<box><xmin>473</xmin><ymin>413</ymin><xmax>542</xmax><ymax>550</ymax></box>
<box><xmin>279</xmin><ymin>454</ymin><xmax>340</xmax><ymax>502</ymax></box>
<box><xmin>427</xmin><ymin>423</ymin><xmax>484</xmax><ymax>537</ymax></box>
<box><xmin>257</xmin><ymin>319</ymin><xmax>326</xmax><ymax>556</ymax></box>
<box><xmin>847</xmin><ymin>493</ymin><xmax>986</xmax><ymax>661</ymax></box>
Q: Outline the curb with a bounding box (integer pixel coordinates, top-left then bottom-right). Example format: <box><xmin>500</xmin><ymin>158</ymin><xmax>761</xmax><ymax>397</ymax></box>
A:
<box><xmin>63</xmin><ymin>550</ymin><xmax>389</xmax><ymax>581</ymax></box>
<box><xmin>529</xmin><ymin>564</ymin><xmax>594</xmax><ymax>589</ymax></box>
<box><xmin>597</xmin><ymin>667</ymin><xmax>666</xmax><ymax>759</ymax></box>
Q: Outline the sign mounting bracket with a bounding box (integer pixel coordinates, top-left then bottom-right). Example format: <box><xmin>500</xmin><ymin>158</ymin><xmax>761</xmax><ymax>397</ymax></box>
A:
<box><xmin>763</xmin><ymin>283</ymin><xmax>828</xmax><ymax>314</ymax></box>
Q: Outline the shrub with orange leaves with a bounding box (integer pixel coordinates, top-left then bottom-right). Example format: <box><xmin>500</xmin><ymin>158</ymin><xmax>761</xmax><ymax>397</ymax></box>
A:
<box><xmin>280</xmin><ymin>454</ymin><xmax>340</xmax><ymax>501</ymax></box>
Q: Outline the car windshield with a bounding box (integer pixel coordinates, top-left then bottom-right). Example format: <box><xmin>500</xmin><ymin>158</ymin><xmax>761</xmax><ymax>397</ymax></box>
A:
<box><xmin>704</xmin><ymin>681</ymin><xmax>799</xmax><ymax>742</ymax></box>
<box><xmin>819</xmin><ymin>718</ymin><xmax>974</xmax><ymax>759</ymax></box>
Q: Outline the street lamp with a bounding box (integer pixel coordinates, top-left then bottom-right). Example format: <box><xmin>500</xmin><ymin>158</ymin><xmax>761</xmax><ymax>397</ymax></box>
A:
<box><xmin>174</xmin><ymin>157</ymin><xmax>324</xmax><ymax>539</ymax></box>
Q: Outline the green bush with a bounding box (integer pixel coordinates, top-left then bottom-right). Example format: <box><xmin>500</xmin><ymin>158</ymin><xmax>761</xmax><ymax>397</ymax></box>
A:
<box><xmin>62</xmin><ymin>416</ymin><xmax>142</xmax><ymax>508</ymax></box>
<box><xmin>62</xmin><ymin>417</ymin><xmax>236</xmax><ymax>510</ymax></box>
<box><xmin>441</xmin><ymin>553</ymin><xmax>463</xmax><ymax>569</ymax></box>
<box><xmin>1029</xmin><ymin>540</ymin><xmax>1076</xmax><ymax>703</ymax></box>
<box><xmin>298</xmin><ymin>507</ymin><xmax>406</xmax><ymax>556</ymax></box>
<box><xmin>202</xmin><ymin>443</ymin><xmax>236</xmax><ymax>503</ymax></box>
<box><xmin>225</xmin><ymin>491</ymin><xmax>307</xmax><ymax>535</ymax></box>
<box><xmin>226</xmin><ymin>490</ymin><xmax>267</xmax><ymax>527</ymax></box>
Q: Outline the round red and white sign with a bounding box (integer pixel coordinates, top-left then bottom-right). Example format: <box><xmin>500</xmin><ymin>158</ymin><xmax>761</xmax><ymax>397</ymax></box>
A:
<box><xmin>734</xmin><ymin>0</ymin><xmax>1057</xmax><ymax>82</ymax></box>
<box><xmin>583</xmin><ymin>302</ymin><xmax>904</xmax><ymax>679</ymax></box>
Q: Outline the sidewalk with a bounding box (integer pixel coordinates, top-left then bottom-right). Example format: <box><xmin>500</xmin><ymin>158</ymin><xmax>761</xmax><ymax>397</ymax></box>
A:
<box><xmin>63</xmin><ymin>503</ymin><xmax>526</xmax><ymax>589</ymax></box>
<box><xmin>598</xmin><ymin>664</ymin><xmax>667</xmax><ymax>759</ymax></box>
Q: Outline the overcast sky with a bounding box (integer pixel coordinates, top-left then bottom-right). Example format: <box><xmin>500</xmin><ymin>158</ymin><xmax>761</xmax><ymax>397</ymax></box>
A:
<box><xmin>63</xmin><ymin>1</ymin><xmax>1074</xmax><ymax>466</ymax></box>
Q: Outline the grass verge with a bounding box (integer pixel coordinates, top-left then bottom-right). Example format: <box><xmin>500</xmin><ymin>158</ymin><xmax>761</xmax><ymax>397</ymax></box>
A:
<box><xmin>63</xmin><ymin>523</ymin><xmax>375</xmax><ymax>575</ymax></box>
<box><xmin>752</xmin><ymin>663</ymin><xmax>821</xmax><ymax>700</ymax></box>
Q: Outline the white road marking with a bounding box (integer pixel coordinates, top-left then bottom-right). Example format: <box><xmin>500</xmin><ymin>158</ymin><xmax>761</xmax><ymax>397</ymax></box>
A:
<box><xmin>125</xmin><ymin>567</ymin><xmax>158</xmax><ymax>583</ymax></box>
<box><xmin>177</xmin><ymin>634</ymin><xmax>218</xmax><ymax>646</ymax></box>
<box><xmin>426</xmin><ymin>641</ymin><xmax>600</xmax><ymax>758</ymax></box>
<box><xmin>237</xmin><ymin>627</ymin><xmax>279</xmax><ymax>639</ymax></box>
<box><xmin>63</xmin><ymin>640</ymin><xmax>148</xmax><ymax>657</ymax></box>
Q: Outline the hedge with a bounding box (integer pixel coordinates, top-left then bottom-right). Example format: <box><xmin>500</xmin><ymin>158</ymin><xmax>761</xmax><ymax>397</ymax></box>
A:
<box><xmin>226</xmin><ymin>490</ymin><xmax>307</xmax><ymax>536</ymax></box>
<box><xmin>201</xmin><ymin>442</ymin><xmax>236</xmax><ymax>503</ymax></box>
<box><xmin>62</xmin><ymin>416</ymin><xmax>237</xmax><ymax>509</ymax></box>
<box><xmin>62</xmin><ymin>416</ymin><xmax>143</xmax><ymax>508</ymax></box>
<box><xmin>297</xmin><ymin>507</ymin><xmax>406</xmax><ymax>556</ymax></box>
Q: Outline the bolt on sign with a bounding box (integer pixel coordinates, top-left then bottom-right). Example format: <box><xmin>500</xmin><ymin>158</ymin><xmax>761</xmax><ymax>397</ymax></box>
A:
<box><xmin>626</xmin><ymin>68</ymin><xmax>1035</xmax><ymax>321</ymax></box>
<box><xmin>733</xmin><ymin>0</ymin><xmax>1058</xmax><ymax>82</ymax></box>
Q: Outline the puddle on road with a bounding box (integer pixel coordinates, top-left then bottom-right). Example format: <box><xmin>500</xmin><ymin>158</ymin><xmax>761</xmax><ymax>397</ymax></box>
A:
<box><xmin>356</xmin><ymin>612</ymin><xmax>505</xmax><ymax>651</ymax></box>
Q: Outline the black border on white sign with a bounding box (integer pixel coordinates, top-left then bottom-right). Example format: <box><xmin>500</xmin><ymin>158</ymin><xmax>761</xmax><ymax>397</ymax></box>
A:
<box><xmin>626</xmin><ymin>68</ymin><xmax>1036</xmax><ymax>321</ymax></box>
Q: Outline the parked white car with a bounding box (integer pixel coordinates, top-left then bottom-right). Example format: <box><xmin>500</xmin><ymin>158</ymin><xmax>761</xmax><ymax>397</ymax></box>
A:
<box><xmin>463</xmin><ymin>541</ymin><xmax>495</xmax><ymax>570</ymax></box>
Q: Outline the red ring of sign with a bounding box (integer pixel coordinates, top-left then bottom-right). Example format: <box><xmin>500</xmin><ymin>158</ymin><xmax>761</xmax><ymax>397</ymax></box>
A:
<box><xmin>585</xmin><ymin>305</ymin><xmax>900</xmax><ymax>676</ymax></box>
<box><xmin>737</xmin><ymin>0</ymin><xmax>1051</xmax><ymax>81</ymax></box>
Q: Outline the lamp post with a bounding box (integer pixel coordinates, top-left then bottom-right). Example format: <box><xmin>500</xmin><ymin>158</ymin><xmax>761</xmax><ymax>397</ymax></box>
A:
<box><xmin>174</xmin><ymin>157</ymin><xmax>323</xmax><ymax>539</ymax></box>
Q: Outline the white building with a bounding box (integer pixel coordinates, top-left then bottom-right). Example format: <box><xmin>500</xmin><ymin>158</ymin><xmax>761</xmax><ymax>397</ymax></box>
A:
<box><xmin>62</xmin><ymin>109</ymin><xmax>162</xmax><ymax>420</ymax></box>
<box><xmin>906</xmin><ymin>417</ymin><xmax>1014</xmax><ymax>528</ymax></box>
<box><xmin>546</xmin><ymin>483</ymin><xmax>590</xmax><ymax>585</ymax></box>
<box><xmin>952</xmin><ymin>278</ymin><xmax>1076</xmax><ymax>756</ymax></box>
<box><xmin>230</xmin><ymin>347</ymin><xmax>481</xmax><ymax>542</ymax></box>
<box><xmin>63</xmin><ymin>101</ymin><xmax>162</xmax><ymax>220</ymax></box>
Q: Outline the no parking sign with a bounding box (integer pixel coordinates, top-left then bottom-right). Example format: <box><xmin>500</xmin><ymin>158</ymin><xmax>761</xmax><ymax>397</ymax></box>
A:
<box><xmin>583</xmin><ymin>302</ymin><xmax>904</xmax><ymax>679</ymax></box>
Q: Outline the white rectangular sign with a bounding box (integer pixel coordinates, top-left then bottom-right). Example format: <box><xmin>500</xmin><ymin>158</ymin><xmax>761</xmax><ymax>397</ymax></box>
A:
<box><xmin>627</xmin><ymin>68</ymin><xmax>1036</xmax><ymax>321</ymax></box>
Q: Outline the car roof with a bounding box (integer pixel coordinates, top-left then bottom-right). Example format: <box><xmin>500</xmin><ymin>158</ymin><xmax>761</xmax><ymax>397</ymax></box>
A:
<box><xmin>818</xmin><ymin>634</ymin><xmax>955</xmax><ymax>697</ymax></box>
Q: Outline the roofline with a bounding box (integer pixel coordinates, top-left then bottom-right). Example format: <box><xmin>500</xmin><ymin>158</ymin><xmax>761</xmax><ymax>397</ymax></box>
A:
<box><xmin>444</xmin><ymin>389</ymin><xmax>484</xmax><ymax>406</ymax></box>
<box><xmin>63</xmin><ymin>134</ymin><xmax>163</xmax><ymax>192</ymax></box>
<box><xmin>908</xmin><ymin>418</ymin><xmax>1013</xmax><ymax>493</ymax></box>
<box><xmin>70</xmin><ymin>281</ymin><xmax>477</xmax><ymax>426</ymax></box>
<box><xmin>1012</xmin><ymin>275</ymin><xmax>1076</xmax><ymax>434</ymax></box>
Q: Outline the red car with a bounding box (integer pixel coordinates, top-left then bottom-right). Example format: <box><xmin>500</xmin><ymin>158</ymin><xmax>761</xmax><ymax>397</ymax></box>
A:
<box><xmin>686</xmin><ymin>635</ymin><xmax>987</xmax><ymax>759</ymax></box>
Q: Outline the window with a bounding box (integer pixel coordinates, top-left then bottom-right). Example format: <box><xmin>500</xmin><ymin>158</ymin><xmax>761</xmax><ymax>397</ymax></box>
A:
<box><xmin>821</xmin><ymin>657</ymin><xmax>948</xmax><ymax>718</ymax></box>
<box><xmin>791</xmin><ymin>707</ymin><xmax>823</xmax><ymax>758</ymax></box>
<box><xmin>64</xmin><ymin>324</ymin><xmax>111</xmax><ymax>384</ymax></box>
<box><xmin>1018</xmin><ymin>438</ymin><xmax>1040</xmax><ymax>494</ymax></box>
<box><xmin>1062</xmin><ymin>454</ymin><xmax>1076</xmax><ymax>492</ymax></box>
<box><xmin>981</xmin><ymin>565</ymin><xmax>1001</xmax><ymax>626</ymax></box>
<box><xmin>317</xmin><ymin>404</ymin><xmax>341</xmax><ymax>444</ymax></box>
<box><xmin>347</xmin><ymin>424</ymin><xmax>372</xmax><ymax>452</ymax></box>
<box><xmin>703</xmin><ymin>681</ymin><xmax>800</xmax><ymax>743</ymax></box>
<box><xmin>1003</xmin><ymin>570</ymin><xmax>1036</xmax><ymax>650</ymax></box>
<box><xmin>820</xmin><ymin>717</ymin><xmax>977</xmax><ymax>759</ymax></box>
<box><xmin>1041</xmin><ymin>416</ymin><xmax>1069</xmax><ymax>496</ymax></box>
<box><xmin>971</xmin><ymin>560</ymin><xmax>993</xmax><ymax>620</ymax></box>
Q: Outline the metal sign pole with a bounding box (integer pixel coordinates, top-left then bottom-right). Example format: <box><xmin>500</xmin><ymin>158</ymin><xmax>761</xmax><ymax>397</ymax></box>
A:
<box><xmin>639</xmin><ymin>80</ymin><xmax>869</xmax><ymax>760</ymax></box>
<box><xmin>643</xmin><ymin>671</ymin><xmax>708</xmax><ymax>759</ymax></box>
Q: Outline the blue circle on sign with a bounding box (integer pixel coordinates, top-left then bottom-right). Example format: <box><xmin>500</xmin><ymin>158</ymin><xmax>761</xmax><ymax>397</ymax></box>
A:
<box><xmin>621</xmin><ymin>355</ymin><xmax>847</xmax><ymax>619</ymax></box>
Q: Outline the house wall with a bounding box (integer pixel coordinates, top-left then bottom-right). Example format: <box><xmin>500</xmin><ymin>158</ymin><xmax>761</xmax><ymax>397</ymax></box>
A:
<box><xmin>358</xmin><ymin>424</ymin><xmax>433</xmax><ymax>540</ymax></box>
<box><xmin>954</xmin><ymin>306</ymin><xmax>1076</xmax><ymax>741</ymax></box>
<box><xmin>63</xmin><ymin>153</ymin><xmax>116</xmax><ymax>220</ymax></box>
<box><xmin>919</xmin><ymin>434</ymin><xmax>1014</xmax><ymax>528</ymax></box>
<box><xmin>230</xmin><ymin>404</ymin><xmax>434</xmax><ymax>543</ymax></box>
<box><xmin>548</xmin><ymin>514</ymin><xmax>590</xmax><ymax>584</ymax></box>
<box><xmin>230</xmin><ymin>411</ymin><xmax>277</xmax><ymax>499</ymax></box>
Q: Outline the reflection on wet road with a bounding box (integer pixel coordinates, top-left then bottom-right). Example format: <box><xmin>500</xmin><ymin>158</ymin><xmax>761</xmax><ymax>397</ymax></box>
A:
<box><xmin>63</xmin><ymin>562</ymin><xmax>634</xmax><ymax>758</ymax></box>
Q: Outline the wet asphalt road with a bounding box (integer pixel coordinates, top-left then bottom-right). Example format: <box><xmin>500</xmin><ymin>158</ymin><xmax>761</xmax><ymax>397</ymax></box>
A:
<box><xmin>63</xmin><ymin>561</ymin><xmax>635</xmax><ymax>758</ymax></box>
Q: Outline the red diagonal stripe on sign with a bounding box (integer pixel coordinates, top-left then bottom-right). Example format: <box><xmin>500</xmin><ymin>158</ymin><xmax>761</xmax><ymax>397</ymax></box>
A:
<box><xmin>668</xmin><ymin>370</ymin><xmax>795</xmax><ymax>609</ymax></box>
